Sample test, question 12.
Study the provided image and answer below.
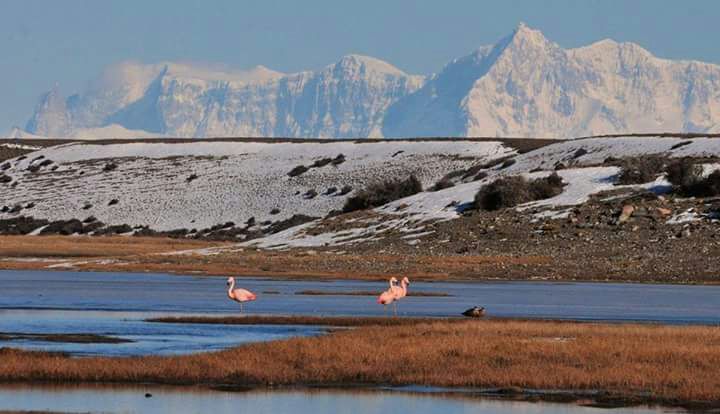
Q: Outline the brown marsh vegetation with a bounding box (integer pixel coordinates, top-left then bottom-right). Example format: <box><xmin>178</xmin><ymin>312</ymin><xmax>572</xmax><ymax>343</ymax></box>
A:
<box><xmin>1</xmin><ymin>319</ymin><xmax>719</xmax><ymax>405</ymax></box>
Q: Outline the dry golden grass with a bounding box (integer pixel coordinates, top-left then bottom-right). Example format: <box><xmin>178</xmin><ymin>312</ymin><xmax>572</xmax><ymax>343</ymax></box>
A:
<box><xmin>0</xmin><ymin>235</ymin><xmax>549</xmax><ymax>281</ymax></box>
<box><xmin>0</xmin><ymin>236</ymin><xmax>226</xmax><ymax>259</ymax></box>
<box><xmin>2</xmin><ymin>320</ymin><xmax>719</xmax><ymax>404</ymax></box>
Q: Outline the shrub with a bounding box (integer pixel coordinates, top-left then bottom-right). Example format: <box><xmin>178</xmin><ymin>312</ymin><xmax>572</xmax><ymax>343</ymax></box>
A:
<box><xmin>616</xmin><ymin>156</ymin><xmax>666</xmax><ymax>185</ymax></box>
<box><xmin>331</xmin><ymin>154</ymin><xmax>346</xmax><ymax>165</ymax></box>
<box><xmin>325</xmin><ymin>187</ymin><xmax>337</xmax><ymax>195</ymax></box>
<box><xmin>343</xmin><ymin>175</ymin><xmax>422</xmax><ymax>213</ymax></box>
<box><xmin>682</xmin><ymin>170</ymin><xmax>720</xmax><ymax>197</ymax></box>
<box><xmin>270</xmin><ymin>208</ymin><xmax>280</xmax><ymax>215</ymax></box>
<box><xmin>103</xmin><ymin>163</ymin><xmax>118</xmax><ymax>172</ymax></box>
<box><xmin>474</xmin><ymin>176</ymin><xmax>531</xmax><ymax>211</ymax></box>
<box><xmin>304</xmin><ymin>189</ymin><xmax>318</xmax><ymax>199</ymax></box>
<box><xmin>1</xmin><ymin>162</ymin><xmax>10</xmax><ymax>171</ymax></box>
<box><xmin>265</xmin><ymin>214</ymin><xmax>318</xmax><ymax>234</ymax></box>
<box><xmin>665</xmin><ymin>158</ymin><xmax>703</xmax><ymax>188</ymax></box>
<box><xmin>429</xmin><ymin>178</ymin><xmax>455</xmax><ymax>192</ymax></box>
<box><xmin>474</xmin><ymin>173</ymin><xmax>565</xmax><ymax>211</ymax></box>
<box><xmin>339</xmin><ymin>185</ymin><xmax>353</xmax><ymax>196</ymax></box>
<box><xmin>0</xmin><ymin>174</ymin><xmax>11</xmax><ymax>184</ymax></box>
<box><xmin>287</xmin><ymin>165</ymin><xmax>309</xmax><ymax>177</ymax></box>
<box><xmin>108</xmin><ymin>199</ymin><xmax>119</xmax><ymax>206</ymax></box>
<box><xmin>529</xmin><ymin>173</ymin><xmax>564</xmax><ymax>200</ymax></box>
<box><xmin>311</xmin><ymin>158</ymin><xmax>333</xmax><ymax>168</ymax></box>
<box><xmin>186</xmin><ymin>174</ymin><xmax>199</xmax><ymax>182</ymax></box>
<box><xmin>41</xmin><ymin>219</ymin><xmax>84</xmax><ymax>236</ymax></box>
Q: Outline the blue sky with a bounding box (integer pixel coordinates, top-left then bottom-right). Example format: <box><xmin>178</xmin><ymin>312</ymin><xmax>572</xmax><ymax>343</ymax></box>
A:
<box><xmin>2</xmin><ymin>0</ymin><xmax>719</xmax><ymax>133</ymax></box>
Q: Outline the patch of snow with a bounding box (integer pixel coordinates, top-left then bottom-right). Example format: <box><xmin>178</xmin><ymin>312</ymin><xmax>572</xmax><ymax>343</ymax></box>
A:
<box><xmin>1</xmin><ymin>140</ymin><xmax>511</xmax><ymax>232</ymax></box>
<box><xmin>667</xmin><ymin>209</ymin><xmax>702</xmax><ymax>225</ymax></box>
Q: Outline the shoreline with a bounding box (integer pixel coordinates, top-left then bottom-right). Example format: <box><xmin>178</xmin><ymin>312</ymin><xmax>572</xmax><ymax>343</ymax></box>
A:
<box><xmin>0</xmin><ymin>235</ymin><xmax>719</xmax><ymax>285</ymax></box>
<box><xmin>0</xmin><ymin>381</ymin><xmax>714</xmax><ymax>411</ymax></box>
<box><xmin>1</xmin><ymin>264</ymin><xmax>718</xmax><ymax>286</ymax></box>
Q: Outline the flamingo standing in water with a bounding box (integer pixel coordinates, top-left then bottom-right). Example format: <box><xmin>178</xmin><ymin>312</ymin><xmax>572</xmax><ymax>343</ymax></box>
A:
<box><xmin>377</xmin><ymin>277</ymin><xmax>399</xmax><ymax>316</ymax></box>
<box><xmin>392</xmin><ymin>277</ymin><xmax>410</xmax><ymax>314</ymax></box>
<box><xmin>226</xmin><ymin>277</ymin><xmax>256</xmax><ymax>313</ymax></box>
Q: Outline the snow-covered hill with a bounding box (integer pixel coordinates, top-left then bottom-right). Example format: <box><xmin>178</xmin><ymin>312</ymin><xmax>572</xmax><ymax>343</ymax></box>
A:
<box><xmin>0</xmin><ymin>140</ymin><xmax>510</xmax><ymax>231</ymax></box>
<box><xmin>22</xmin><ymin>24</ymin><xmax>720</xmax><ymax>140</ymax></box>
<box><xmin>242</xmin><ymin>136</ymin><xmax>720</xmax><ymax>249</ymax></box>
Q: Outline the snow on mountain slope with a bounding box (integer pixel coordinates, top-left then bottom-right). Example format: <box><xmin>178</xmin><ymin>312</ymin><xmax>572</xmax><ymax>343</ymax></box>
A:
<box><xmin>27</xmin><ymin>56</ymin><xmax>423</xmax><ymax>139</ymax></box>
<box><xmin>27</xmin><ymin>24</ymin><xmax>720</xmax><ymax>140</ymax></box>
<box><xmin>384</xmin><ymin>23</ymin><xmax>720</xmax><ymax>139</ymax></box>
<box><xmin>243</xmin><ymin>136</ymin><xmax>720</xmax><ymax>249</ymax></box>
<box><xmin>0</xmin><ymin>140</ymin><xmax>511</xmax><ymax>231</ymax></box>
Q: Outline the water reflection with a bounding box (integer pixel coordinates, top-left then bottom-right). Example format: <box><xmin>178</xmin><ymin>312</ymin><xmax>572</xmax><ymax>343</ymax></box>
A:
<box><xmin>0</xmin><ymin>385</ymin><xmax>683</xmax><ymax>414</ymax></box>
<box><xmin>0</xmin><ymin>309</ymin><xmax>324</xmax><ymax>356</ymax></box>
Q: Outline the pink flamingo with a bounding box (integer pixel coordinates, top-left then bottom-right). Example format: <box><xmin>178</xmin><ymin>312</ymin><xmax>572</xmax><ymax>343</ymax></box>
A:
<box><xmin>392</xmin><ymin>277</ymin><xmax>410</xmax><ymax>314</ymax></box>
<box><xmin>226</xmin><ymin>277</ymin><xmax>256</xmax><ymax>313</ymax></box>
<box><xmin>377</xmin><ymin>277</ymin><xmax>399</xmax><ymax>316</ymax></box>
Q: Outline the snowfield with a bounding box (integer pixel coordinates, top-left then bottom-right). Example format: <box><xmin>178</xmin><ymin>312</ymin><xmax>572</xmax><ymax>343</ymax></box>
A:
<box><xmin>244</xmin><ymin>137</ymin><xmax>720</xmax><ymax>249</ymax></box>
<box><xmin>0</xmin><ymin>140</ymin><xmax>512</xmax><ymax>231</ymax></box>
<box><xmin>3</xmin><ymin>136</ymin><xmax>720</xmax><ymax>250</ymax></box>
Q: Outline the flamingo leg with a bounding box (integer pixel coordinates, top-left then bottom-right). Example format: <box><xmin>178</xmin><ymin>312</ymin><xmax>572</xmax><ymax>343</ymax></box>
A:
<box><xmin>240</xmin><ymin>302</ymin><xmax>244</xmax><ymax>313</ymax></box>
<box><xmin>393</xmin><ymin>302</ymin><xmax>397</xmax><ymax>317</ymax></box>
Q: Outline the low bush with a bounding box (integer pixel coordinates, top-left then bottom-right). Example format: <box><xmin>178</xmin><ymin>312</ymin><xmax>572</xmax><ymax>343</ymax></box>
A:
<box><xmin>529</xmin><ymin>173</ymin><xmax>564</xmax><ymax>200</ymax></box>
<box><xmin>339</xmin><ymin>185</ymin><xmax>353</xmax><ymax>196</ymax></box>
<box><xmin>311</xmin><ymin>158</ymin><xmax>333</xmax><ymax>168</ymax></box>
<box><xmin>288</xmin><ymin>165</ymin><xmax>309</xmax><ymax>177</ymax></box>
<box><xmin>474</xmin><ymin>173</ymin><xmax>565</xmax><ymax>211</ymax></box>
<box><xmin>474</xmin><ymin>176</ymin><xmax>530</xmax><ymax>211</ymax></box>
<box><xmin>331</xmin><ymin>154</ymin><xmax>346</xmax><ymax>165</ymax></box>
<box><xmin>429</xmin><ymin>178</ymin><xmax>455</xmax><ymax>192</ymax></box>
<box><xmin>343</xmin><ymin>175</ymin><xmax>422</xmax><ymax>213</ymax></box>
<box><xmin>665</xmin><ymin>158</ymin><xmax>703</xmax><ymax>188</ymax></box>
<box><xmin>103</xmin><ymin>163</ymin><xmax>118</xmax><ymax>172</ymax></box>
<box><xmin>616</xmin><ymin>156</ymin><xmax>667</xmax><ymax>185</ymax></box>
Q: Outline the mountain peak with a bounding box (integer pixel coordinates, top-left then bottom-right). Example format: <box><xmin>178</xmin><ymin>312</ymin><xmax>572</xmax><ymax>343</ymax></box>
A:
<box><xmin>333</xmin><ymin>54</ymin><xmax>409</xmax><ymax>76</ymax></box>
<box><xmin>506</xmin><ymin>22</ymin><xmax>553</xmax><ymax>50</ymax></box>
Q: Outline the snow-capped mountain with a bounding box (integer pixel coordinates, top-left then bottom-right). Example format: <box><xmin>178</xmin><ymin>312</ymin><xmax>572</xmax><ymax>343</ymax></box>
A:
<box><xmin>384</xmin><ymin>23</ymin><xmax>720</xmax><ymax>138</ymax></box>
<box><xmin>26</xmin><ymin>56</ymin><xmax>423</xmax><ymax>139</ymax></box>
<box><xmin>23</xmin><ymin>24</ymin><xmax>720</xmax><ymax>139</ymax></box>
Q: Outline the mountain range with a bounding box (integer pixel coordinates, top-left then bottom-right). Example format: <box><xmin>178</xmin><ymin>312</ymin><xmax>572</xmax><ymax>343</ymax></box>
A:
<box><xmin>19</xmin><ymin>24</ymin><xmax>720</xmax><ymax>139</ymax></box>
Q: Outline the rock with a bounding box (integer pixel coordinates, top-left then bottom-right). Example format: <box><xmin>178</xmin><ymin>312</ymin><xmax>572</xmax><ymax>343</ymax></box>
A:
<box><xmin>657</xmin><ymin>207</ymin><xmax>672</xmax><ymax>216</ymax></box>
<box><xmin>462</xmin><ymin>306</ymin><xmax>486</xmax><ymax>318</ymax></box>
<box><xmin>617</xmin><ymin>205</ymin><xmax>635</xmax><ymax>224</ymax></box>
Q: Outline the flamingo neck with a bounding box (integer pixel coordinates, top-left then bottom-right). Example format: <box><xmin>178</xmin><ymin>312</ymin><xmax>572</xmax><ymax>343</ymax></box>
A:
<box><xmin>400</xmin><ymin>280</ymin><xmax>407</xmax><ymax>294</ymax></box>
<box><xmin>228</xmin><ymin>280</ymin><xmax>235</xmax><ymax>296</ymax></box>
